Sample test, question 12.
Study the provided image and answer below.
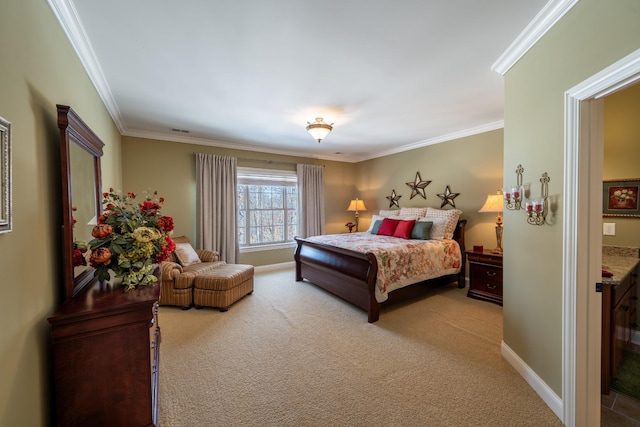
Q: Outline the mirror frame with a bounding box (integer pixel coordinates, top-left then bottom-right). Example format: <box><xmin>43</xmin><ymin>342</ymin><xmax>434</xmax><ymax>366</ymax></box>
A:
<box><xmin>58</xmin><ymin>105</ymin><xmax>104</xmax><ymax>299</ymax></box>
<box><xmin>0</xmin><ymin>115</ymin><xmax>11</xmax><ymax>234</ymax></box>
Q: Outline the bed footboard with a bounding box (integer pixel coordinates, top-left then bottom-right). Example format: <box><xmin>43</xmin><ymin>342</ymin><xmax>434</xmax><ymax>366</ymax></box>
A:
<box><xmin>294</xmin><ymin>238</ymin><xmax>381</xmax><ymax>322</ymax></box>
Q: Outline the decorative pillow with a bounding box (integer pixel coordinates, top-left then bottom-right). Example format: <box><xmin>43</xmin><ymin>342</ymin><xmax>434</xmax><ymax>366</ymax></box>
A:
<box><xmin>367</xmin><ymin>215</ymin><xmax>384</xmax><ymax>232</ymax></box>
<box><xmin>377</xmin><ymin>218</ymin><xmax>401</xmax><ymax>236</ymax></box>
<box><xmin>425</xmin><ymin>208</ymin><xmax>462</xmax><ymax>239</ymax></box>
<box><xmin>411</xmin><ymin>221</ymin><xmax>433</xmax><ymax>240</ymax></box>
<box><xmin>370</xmin><ymin>219</ymin><xmax>383</xmax><ymax>234</ymax></box>
<box><xmin>378</xmin><ymin>209</ymin><xmax>400</xmax><ymax>217</ymax></box>
<box><xmin>393</xmin><ymin>219</ymin><xmax>416</xmax><ymax>239</ymax></box>
<box><xmin>419</xmin><ymin>217</ymin><xmax>448</xmax><ymax>240</ymax></box>
<box><xmin>399</xmin><ymin>207</ymin><xmax>428</xmax><ymax>217</ymax></box>
<box><xmin>173</xmin><ymin>242</ymin><xmax>201</xmax><ymax>266</ymax></box>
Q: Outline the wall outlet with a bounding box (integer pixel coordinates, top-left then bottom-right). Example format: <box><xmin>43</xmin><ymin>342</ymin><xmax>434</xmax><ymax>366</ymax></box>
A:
<box><xmin>603</xmin><ymin>223</ymin><xmax>616</xmax><ymax>236</ymax></box>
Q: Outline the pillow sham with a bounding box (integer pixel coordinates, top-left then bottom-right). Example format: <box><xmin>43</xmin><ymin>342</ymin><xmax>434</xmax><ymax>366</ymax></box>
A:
<box><xmin>410</xmin><ymin>221</ymin><xmax>433</xmax><ymax>240</ymax></box>
<box><xmin>418</xmin><ymin>217</ymin><xmax>448</xmax><ymax>240</ymax></box>
<box><xmin>393</xmin><ymin>219</ymin><xmax>416</xmax><ymax>239</ymax></box>
<box><xmin>378</xmin><ymin>209</ymin><xmax>400</xmax><ymax>217</ymax></box>
<box><xmin>377</xmin><ymin>218</ymin><xmax>401</xmax><ymax>236</ymax></box>
<box><xmin>399</xmin><ymin>207</ymin><xmax>428</xmax><ymax>217</ymax></box>
<box><xmin>425</xmin><ymin>208</ymin><xmax>462</xmax><ymax>239</ymax></box>
<box><xmin>174</xmin><ymin>242</ymin><xmax>201</xmax><ymax>266</ymax></box>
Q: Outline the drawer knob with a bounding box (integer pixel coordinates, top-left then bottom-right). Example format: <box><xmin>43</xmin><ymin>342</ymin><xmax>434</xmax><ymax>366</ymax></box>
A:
<box><xmin>485</xmin><ymin>271</ymin><xmax>497</xmax><ymax>277</ymax></box>
<box><xmin>485</xmin><ymin>283</ymin><xmax>497</xmax><ymax>290</ymax></box>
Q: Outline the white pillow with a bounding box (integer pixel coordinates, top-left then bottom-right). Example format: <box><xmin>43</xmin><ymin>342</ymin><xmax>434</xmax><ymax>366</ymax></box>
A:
<box><xmin>399</xmin><ymin>207</ymin><xmax>428</xmax><ymax>217</ymax></box>
<box><xmin>173</xmin><ymin>242</ymin><xmax>201</xmax><ymax>266</ymax></box>
<box><xmin>378</xmin><ymin>209</ymin><xmax>400</xmax><ymax>217</ymax></box>
<box><xmin>419</xmin><ymin>217</ymin><xmax>448</xmax><ymax>240</ymax></box>
<box><xmin>425</xmin><ymin>208</ymin><xmax>462</xmax><ymax>239</ymax></box>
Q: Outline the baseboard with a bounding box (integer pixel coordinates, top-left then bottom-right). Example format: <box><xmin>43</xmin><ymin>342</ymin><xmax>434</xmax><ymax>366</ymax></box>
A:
<box><xmin>254</xmin><ymin>261</ymin><xmax>295</xmax><ymax>273</ymax></box>
<box><xmin>632</xmin><ymin>330</ymin><xmax>640</xmax><ymax>346</ymax></box>
<box><xmin>501</xmin><ymin>341</ymin><xmax>563</xmax><ymax>421</ymax></box>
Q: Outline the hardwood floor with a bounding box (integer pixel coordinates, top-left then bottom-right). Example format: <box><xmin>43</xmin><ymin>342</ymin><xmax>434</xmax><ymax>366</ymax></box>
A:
<box><xmin>602</xmin><ymin>343</ymin><xmax>640</xmax><ymax>426</ymax></box>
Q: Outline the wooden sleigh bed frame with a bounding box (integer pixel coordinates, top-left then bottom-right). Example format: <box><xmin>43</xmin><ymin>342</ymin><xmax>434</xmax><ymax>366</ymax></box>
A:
<box><xmin>294</xmin><ymin>219</ymin><xmax>467</xmax><ymax>323</ymax></box>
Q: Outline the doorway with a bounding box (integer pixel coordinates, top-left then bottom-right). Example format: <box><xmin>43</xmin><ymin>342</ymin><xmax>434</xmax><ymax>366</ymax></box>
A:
<box><xmin>564</xmin><ymin>48</ymin><xmax>640</xmax><ymax>426</ymax></box>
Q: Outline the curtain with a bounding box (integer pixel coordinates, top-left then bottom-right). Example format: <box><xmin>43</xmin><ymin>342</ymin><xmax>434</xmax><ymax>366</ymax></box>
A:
<box><xmin>196</xmin><ymin>153</ymin><xmax>239</xmax><ymax>263</ymax></box>
<box><xmin>296</xmin><ymin>164</ymin><xmax>325</xmax><ymax>238</ymax></box>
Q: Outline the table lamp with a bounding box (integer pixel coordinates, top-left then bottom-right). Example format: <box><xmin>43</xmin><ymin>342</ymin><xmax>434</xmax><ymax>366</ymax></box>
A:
<box><xmin>479</xmin><ymin>192</ymin><xmax>504</xmax><ymax>254</ymax></box>
<box><xmin>347</xmin><ymin>198</ymin><xmax>367</xmax><ymax>232</ymax></box>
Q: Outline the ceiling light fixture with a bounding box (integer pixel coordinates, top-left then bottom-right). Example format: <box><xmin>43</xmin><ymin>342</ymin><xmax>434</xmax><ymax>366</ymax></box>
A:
<box><xmin>306</xmin><ymin>117</ymin><xmax>333</xmax><ymax>143</ymax></box>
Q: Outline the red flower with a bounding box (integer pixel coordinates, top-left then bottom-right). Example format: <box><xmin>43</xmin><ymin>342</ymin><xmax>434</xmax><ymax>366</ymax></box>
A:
<box><xmin>72</xmin><ymin>249</ymin><xmax>86</xmax><ymax>267</ymax></box>
<box><xmin>90</xmin><ymin>247</ymin><xmax>112</xmax><ymax>267</ymax></box>
<box><xmin>157</xmin><ymin>216</ymin><xmax>174</xmax><ymax>232</ymax></box>
<box><xmin>97</xmin><ymin>212</ymin><xmax>110</xmax><ymax>224</ymax></box>
<box><xmin>140</xmin><ymin>200</ymin><xmax>160</xmax><ymax>212</ymax></box>
<box><xmin>159</xmin><ymin>197</ymin><xmax>165</xmax><ymax>203</ymax></box>
<box><xmin>105</xmin><ymin>203</ymin><xmax>115</xmax><ymax>211</ymax></box>
<box><xmin>127</xmin><ymin>192</ymin><xmax>136</xmax><ymax>198</ymax></box>
<box><xmin>103</xmin><ymin>192</ymin><xmax>109</xmax><ymax>198</ymax></box>
<box><xmin>155</xmin><ymin>236</ymin><xmax>176</xmax><ymax>263</ymax></box>
<box><xmin>91</xmin><ymin>224</ymin><xmax>113</xmax><ymax>239</ymax></box>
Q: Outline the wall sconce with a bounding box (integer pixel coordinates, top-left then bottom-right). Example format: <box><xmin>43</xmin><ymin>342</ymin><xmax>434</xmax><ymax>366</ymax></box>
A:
<box><xmin>347</xmin><ymin>198</ymin><xmax>367</xmax><ymax>232</ymax></box>
<box><xmin>502</xmin><ymin>164</ymin><xmax>524</xmax><ymax>210</ymax></box>
<box><xmin>524</xmin><ymin>172</ymin><xmax>550</xmax><ymax>226</ymax></box>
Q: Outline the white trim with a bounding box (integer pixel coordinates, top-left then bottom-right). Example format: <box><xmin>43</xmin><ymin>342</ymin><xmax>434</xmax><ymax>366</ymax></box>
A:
<box><xmin>501</xmin><ymin>341</ymin><xmax>563</xmax><ymax>421</ymax></box>
<box><xmin>240</xmin><ymin>242</ymin><xmax>297</xmax><ymax>253</ymax></box>
<box><xmin>564</xmin><ymin>48</ymin><xmax>640</xmax><ymax>427</ymax></box>
<box><xmin>492</xmin><ymin>0</ymin><xmax>580</xmax><ymax>75</ymax></box>
<box><xmin>633</xmin><ymin>330</ymin><xmax>640</xmax><ymax>346</ymax></box>
<box><xmin>46</xmin><ymin>0</ymin><xmax>125</xmax><ymax>133</ymax></box>
<box><xmin>254</xmin><ymin>261</ymin><xmax>295</xmax><ymax>274</ymax></box>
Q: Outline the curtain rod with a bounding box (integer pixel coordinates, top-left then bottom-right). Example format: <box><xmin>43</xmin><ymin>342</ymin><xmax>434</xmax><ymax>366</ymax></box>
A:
<box><xmin>194</xmin><ymin>153</ymin><xmax>324</xmax><ymax>167</ymax></box>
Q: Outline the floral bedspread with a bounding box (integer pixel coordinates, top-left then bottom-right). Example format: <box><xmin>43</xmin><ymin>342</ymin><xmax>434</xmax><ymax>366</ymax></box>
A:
<box><xmin>305</xmin><ymin>232</ymin><xmax>462</xmax><ymax>303</ymax></box>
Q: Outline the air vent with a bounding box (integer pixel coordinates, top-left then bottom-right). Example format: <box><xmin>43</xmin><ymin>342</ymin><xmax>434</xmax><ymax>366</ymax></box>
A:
<box><xmin>171</xmin><ymin>128</ymin><xmax>190</xmax><ymax>133</ymax></box>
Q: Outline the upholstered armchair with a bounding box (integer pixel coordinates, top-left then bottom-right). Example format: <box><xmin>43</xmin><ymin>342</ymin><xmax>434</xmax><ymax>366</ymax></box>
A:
<box><xmin>159</xmin><ymin>236</ymin><xmax>225</xmax><ymax>309</ymax></box>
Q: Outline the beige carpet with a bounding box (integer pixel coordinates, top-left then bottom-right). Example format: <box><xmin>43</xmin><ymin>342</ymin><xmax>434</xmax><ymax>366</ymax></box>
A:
<box><xmin>158</xmin><ymin>267</ymin><xmax>562</xmax><ymax>426</ymax></box>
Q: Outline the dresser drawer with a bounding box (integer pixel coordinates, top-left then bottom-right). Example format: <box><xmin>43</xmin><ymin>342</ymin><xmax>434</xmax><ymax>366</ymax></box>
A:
<box><xmin>467</xmin><ymin>252</ymin><xmax>502</xmax><ymax>267</ymax></box>
<box><xmin>469</xmin><ymin>264</ymin><xmax>503</xmax><ymax>295</ymax></box>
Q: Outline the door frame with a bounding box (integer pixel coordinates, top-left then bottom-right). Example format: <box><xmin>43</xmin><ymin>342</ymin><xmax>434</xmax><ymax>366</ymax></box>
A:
<box><xmin>563</xmin><ymin>48</ymin><xmax>640</xmax><ymax>426</ymax></box>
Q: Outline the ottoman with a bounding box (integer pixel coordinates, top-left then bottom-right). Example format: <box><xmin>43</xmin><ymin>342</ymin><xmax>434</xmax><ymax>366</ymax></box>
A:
<box><xmin>193</xmin><ymin>264</ymin><xmax>254</xmax><ymax>311</ymax></box>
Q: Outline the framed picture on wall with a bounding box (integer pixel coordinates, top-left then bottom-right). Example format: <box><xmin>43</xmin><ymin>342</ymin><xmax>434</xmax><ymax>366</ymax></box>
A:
<box><xmin>603</xmin><ymin>178</ymin><xmax>640</xmax><ymax>218</ymax></box>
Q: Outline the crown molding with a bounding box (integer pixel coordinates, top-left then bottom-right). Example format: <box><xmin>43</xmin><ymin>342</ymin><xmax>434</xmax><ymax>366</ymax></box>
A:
<box><xmin>358</xmin><ymin>121</ymin><xmax>504</xmax><ymax>162</ymax></box>
<box><xmin>123</xmin><ymin>129</ymin><xmax>357</xmax><ymax>163</ymax></box>
<box><xmin>47</xmin><ymin>0</ymin><xmax>126</xmax><ymax>133</ymax></box>
<box><xmin>492</xmin><ymin>0</ymin><xmax>580</xmax><ymax>75</ymax></box>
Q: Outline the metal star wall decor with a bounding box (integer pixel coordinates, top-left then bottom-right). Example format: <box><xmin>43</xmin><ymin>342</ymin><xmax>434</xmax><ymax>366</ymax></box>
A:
<box><xmin>406</xmin><ymin>172</ymin><xmax>431</xmax><ymax>199</ymax></box>
<box><xmin>436</xmin><ymin>185</ymin><xmax>460</xmax><ymax>208</ymax></box>
<box><xmin>386</xmin><ymin>189</ymin><xmax>402</xmax><ymax>208</ymax></box>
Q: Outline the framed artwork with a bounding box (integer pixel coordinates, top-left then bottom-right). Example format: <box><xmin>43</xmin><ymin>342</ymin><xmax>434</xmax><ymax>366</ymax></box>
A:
<box><xmin>603</xmin><ymin>179</ymin><xmax>640</xmax><ymax>218</ymax></box>
<box><xmin>0</xmin><ymin>115</ymin><xmax>11</xmax><ymax>234</ymax></box>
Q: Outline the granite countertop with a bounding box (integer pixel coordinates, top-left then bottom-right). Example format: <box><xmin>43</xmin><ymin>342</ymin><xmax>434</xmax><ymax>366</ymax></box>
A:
<box><xmin>602</xmin><ymin>255</ymin><xmax>640</xmax><ymax>285</ymax></box>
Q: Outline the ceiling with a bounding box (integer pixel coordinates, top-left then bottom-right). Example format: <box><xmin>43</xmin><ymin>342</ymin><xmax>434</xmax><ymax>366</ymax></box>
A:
<box><xmin>52</xmin><ymin>0</ymin><xmax>550</xmax><ymax>162</ymax></box>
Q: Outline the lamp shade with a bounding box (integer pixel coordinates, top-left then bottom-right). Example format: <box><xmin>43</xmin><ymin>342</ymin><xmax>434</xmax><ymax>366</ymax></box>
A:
<box><xmin>347</xmin><ymin>198</ymin><xmax>367</xmax><ymax>212</ymax></box>
<box><xmin>478</xmin><ymin>194</ymin><xmax>504</xmax><ymax>213</ymax></box>
<box><xmin>306</xmin><ymin>117</ymin><xmax>333</xmax><ymax>143</ymax></box>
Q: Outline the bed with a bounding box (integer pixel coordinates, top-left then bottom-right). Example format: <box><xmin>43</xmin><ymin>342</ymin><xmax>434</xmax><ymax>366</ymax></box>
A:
<box><xmin>294</xmin><ymin>210</ymin><xmax>467</xmax><ymax>323</ymax></box>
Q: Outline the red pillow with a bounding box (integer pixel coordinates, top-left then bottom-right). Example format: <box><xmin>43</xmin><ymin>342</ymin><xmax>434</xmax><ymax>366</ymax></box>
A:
<box><xmin>377</xmin><ymin>218</ymin><xmax>400</xmax><ymax>236</ymax></box>
<box><xmin>393</xmin><ymin>220</ymin><xmax>416</xmax><ymax>239</ymax></box>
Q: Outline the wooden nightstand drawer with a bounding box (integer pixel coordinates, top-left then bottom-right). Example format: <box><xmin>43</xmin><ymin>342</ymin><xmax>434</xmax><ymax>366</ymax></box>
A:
<box><xmin>466</xmin><ymin>250</ymin><xmax>503</xmax><ymax>305</ymax></box>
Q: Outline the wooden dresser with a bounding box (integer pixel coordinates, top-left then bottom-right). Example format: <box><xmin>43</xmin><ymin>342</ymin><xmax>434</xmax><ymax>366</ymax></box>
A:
<box><xmin>48</xmin><ymin>280</ymin><xmax>160</xmax><ymax>426</ymax></box>
<box><xmin>466</xmin><ymin>250</ymin><xmax>503</xmax><ymax>305</ymax></box>
<box><xmin>601</xmin><ymin>256</ymin><xmax>639</xmax><ymax>394</ymax></box>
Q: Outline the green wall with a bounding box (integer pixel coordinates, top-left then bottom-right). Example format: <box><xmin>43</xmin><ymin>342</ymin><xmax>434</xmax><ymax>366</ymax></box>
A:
<box><xmin>603</xmin><ymin>83</ymin><xmax>640</xmax><ymax>247</ymax></box>
<box><xmin>121</xmin><ymin>136</ymin><xmax>357</xmax><ymax>266</ymax></box>
<box><xmin>356</xmin><ymin>129</ymin><xmax>504</xmax><ymax>252</ymax></box>
<box><xmin>503</xmin><ymin>0</ymin><xmax>640</xmax><ymax>395</ymax></box>
<box><xmin>0</xmin><ymin>2</ymin><xmax>122</xmax><ymax>426</ymax></box>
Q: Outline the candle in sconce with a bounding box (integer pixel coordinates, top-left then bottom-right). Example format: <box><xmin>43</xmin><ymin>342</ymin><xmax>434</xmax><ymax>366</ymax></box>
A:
<box><xmin>534</xmin><ymin>198</ymin><xmax>543</xmax><ymax>213</ymax></box>
<box><xmin>525</xmin><ymin>199</ymin><xmax>533</xmax><ymax>213</ymax></box>
<box><xmin>502</xmin><ymin>187</ymin><xmax>511</xmax><ymax>201</ymax></box>
<box><xmin>511</xmin><ymin>185</ymin><xmax>521</xmax><ymax>200</ymax></box>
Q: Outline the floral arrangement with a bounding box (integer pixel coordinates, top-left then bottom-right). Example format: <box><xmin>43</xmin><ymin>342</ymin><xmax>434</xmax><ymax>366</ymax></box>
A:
<box><xmin>345</xmin><ymin>221</ymin><xmax>355</xmax><ymax>232</ymax></box>
<box><xmin>87</xmin><ymin>189</ymin><xmax>176</xmax><ymax>290</ymax></box>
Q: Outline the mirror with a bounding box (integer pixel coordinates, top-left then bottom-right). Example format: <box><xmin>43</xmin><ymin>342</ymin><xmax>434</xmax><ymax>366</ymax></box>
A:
<box><xmin>58</xmin><ymin>105</ymin><xmax>104</xmax><ymax>299</ymax></box>
<box><xmin>0</xmin><ymin>115</ymin><xmax>11</xmax><ymax>234</ymax></box>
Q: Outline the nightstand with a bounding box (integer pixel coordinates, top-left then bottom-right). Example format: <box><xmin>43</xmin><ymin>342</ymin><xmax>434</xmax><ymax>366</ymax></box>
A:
<box><xmin>466</xmin><ymin>250</ymin><xmax>503</xmax><ymax>305</ymax></box>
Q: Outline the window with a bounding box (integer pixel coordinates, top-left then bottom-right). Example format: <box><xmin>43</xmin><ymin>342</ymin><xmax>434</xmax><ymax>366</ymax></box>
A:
<box><xmin>237</xmin><ymin>167</ymin><xmax>298</xmax><ymax>250</ymax></box>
